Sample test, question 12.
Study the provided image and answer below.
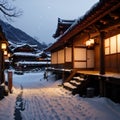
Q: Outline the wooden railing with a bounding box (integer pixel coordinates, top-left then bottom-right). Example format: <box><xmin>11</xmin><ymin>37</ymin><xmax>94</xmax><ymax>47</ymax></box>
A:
<box><xmin>64</xmin><ymin>69</ymin><xmax>77</xmax><ymax>83</ymax></box>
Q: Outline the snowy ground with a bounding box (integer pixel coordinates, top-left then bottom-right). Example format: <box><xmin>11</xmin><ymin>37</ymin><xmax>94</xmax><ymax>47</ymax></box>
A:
<box><xmin>0</xmin><ymin>70</ymin><xmax>120</xmax><ymax>120</ymax></box>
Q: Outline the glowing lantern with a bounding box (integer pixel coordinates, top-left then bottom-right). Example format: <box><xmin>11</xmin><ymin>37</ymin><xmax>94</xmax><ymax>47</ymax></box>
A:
<box><xmin>1</xmin><ymin>42</ymin><xmax>7</xmax><ymax>50</ymax></box>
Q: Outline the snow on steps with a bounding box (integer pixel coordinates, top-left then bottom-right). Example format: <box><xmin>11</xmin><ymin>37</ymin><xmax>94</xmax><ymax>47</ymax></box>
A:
<box><xmin>63</xmin><ymin>76</ymin><xmax>85</xmax><ymax>93</ymax></box>
<box><xmin>63</xmin><ymin>82</ymin><xmax>76</xmax><ymax>91</ymax></box>
<box><xmin>73</xmin><ymin>76</ymin><xmax>84</xmax><ymax>81</ymax></box>
<box><xmin>70</xmin><ymin>80</ymin><xmax>81</xmax><ymax>85</ymax></box>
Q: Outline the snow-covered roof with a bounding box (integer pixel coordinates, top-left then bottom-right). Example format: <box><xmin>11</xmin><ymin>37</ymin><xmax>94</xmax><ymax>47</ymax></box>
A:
<box><xmin>18</xmin><ymin>61</ymin><xmax>51</xmax><ymax>65</ymax></box>
<box><xmin>13</xmin><ymin>52</ymin><xmax>38</xmax><ymax>57</ymax></box>
<box><xmin>53</xmin><ymin>18</ymin><xmax>76</xmax><ymax>38</ymax></box>
<box><xmin>46</xmin><ymin>0</ymin><xmax>119</xmax><ymax>52</ymax></box>
<box><xmin>58</xmin><ymin>18</ymin><xmax>76</xmax><ymax>25</ymax></box>
<box><xmin>16</xmin><ymin>43</ymin><xmax>37</xmax><ymax>48</ymax></box>
<box><xmin>36</xmin><ymin>51</ymin><xmax>51</xmax><ymax>58</ymax></box>
<box><xmin>9</xmin><ymin>43</ymin><xmax>38</xmax><ymax>52</ymax></box>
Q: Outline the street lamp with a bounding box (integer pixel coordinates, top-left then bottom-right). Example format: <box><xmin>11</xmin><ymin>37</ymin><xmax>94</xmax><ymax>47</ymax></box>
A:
<box><xmin>86</xmin><ymin>39</ymin><xmax>94</xmax><ymax>47</ymax></box>
<box><xmin>4</xmin><ymin>50</ymin><xmax>8</xmax><ymax>56</ymax></box>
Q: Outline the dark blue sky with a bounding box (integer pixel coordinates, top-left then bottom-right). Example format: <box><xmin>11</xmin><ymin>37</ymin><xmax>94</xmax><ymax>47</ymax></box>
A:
<box><xmin>11</xmin><ymin>0</ymin><xmax>99</xmax><ymax>44</ymax></box>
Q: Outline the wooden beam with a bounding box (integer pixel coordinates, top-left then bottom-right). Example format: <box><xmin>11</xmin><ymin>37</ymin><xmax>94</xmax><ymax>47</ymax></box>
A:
<box><xmin>64</xmin><ymin>69</ymin><xmax>77</xmax><ymax>83</ymax></box>
<box><xmin>100</xmin><ymin>21</ymin><xmax>120</xmax><ymax>32</ymax></box>
<box><xmin>99</xmin><ymin>32</ymin><xmax>105</xmax><ymax>75</ymax></box>
<box><xmin>109</xmin><ymin>12</ymin><xmax>119</xmax><ymax>20</ymax></box>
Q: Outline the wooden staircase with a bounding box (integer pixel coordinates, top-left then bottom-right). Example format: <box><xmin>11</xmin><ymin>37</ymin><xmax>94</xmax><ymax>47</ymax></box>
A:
<box><xmin>63</xmin><ymin>72</ymin><xmax>90</xmax><ymax>96</ymax></box>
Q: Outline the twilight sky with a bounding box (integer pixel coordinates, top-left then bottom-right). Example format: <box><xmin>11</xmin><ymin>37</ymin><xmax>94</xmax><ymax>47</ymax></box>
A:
<box><xmin>10</xmin><ymin>0</ymin><xmax>99</xmax><ymax>44</ymax></box>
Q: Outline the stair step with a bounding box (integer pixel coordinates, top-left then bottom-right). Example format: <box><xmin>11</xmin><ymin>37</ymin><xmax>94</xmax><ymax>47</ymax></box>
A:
<box><xmin>73</xmin><ymin>76</ymin><xmax>85</xmax><ymax>81</ymax></box>
<box><xmin>70</xmin><ymin>80</ymin><xmax>81</xmax><ymax>85</ymax></box>
<box><xmin>63</xmin><ymin>82</ymin><xmax>77</xmax><ymax>89</ymax></box>
<box><xmin>63</xmin><ymin>85</ymin><xmax>73</xmax><ymax>91</ymax></box>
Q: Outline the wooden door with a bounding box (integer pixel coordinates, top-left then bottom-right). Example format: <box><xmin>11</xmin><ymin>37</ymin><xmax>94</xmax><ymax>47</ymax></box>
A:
<box><xmin>87</xmin><ymin>50</ymin><xmax>94</xmax><ymax>68</ymax></box>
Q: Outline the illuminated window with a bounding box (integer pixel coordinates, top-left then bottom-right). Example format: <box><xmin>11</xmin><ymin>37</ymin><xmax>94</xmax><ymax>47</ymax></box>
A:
<box><xmin>105</xmin><ymin>38</ymin><xmax>110</xmax><ymax>55</ymax></box>
<box><xmin>4</xmin><ymin>50</ymin><xmax>7</xmax><ymax>55</ymax></box>
<box><xmin>117</xmin><ymin>34</ymin><xmax>120</xmax><ymax>53</ymax></box>
<box><xmin>105</xmin><ymin>34</ymin><xmax>120</xmax><ymax>55</ymax></box>
<box><xmin>51</xmin><ymin>52</ymin><xmax>58</xmax><ymax>64</ymax></box>
<box><xmin>58</xmin><ymin>49</ymin><xmax>64</xmax><ymax>64</ymax></box>
<box><xmin>110</xmin><ymin>36</ymin><xmax>116</xmax><ymax>54</ymax></box>
<box><xmin>74</xmin><ymin>48</ymin><xmax>86</xmax><ymax>61</ymax></box>
<box><xmin>65</xmin><ymin>47</ymin><xmax>72</xmax><ymax>62</ymax></box>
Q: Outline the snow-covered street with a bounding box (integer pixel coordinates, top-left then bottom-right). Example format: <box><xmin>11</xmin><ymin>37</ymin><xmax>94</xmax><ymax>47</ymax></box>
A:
<box><xmin>0</xmin><ymin>71</ymin><xmax>120</xmax><ymax>120</ymax></box>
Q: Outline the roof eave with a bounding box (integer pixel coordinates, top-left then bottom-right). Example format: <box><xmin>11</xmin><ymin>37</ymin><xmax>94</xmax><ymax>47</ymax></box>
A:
<box><xmin>46</xmin><ymin>0</ymin><xmax>120</xmax><ymax>52</ymax></box>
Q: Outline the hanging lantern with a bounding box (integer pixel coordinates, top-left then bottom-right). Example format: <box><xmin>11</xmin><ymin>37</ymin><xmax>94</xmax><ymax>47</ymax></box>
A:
<box><xmin>1</xmin><ymin>42</ymin><xmax>7</xmax><ymax>50</ymax></box>
<box><xmin>8</xmin><ymin>53</ymin><xmax>11</xmax><ymax>57</ymax></box>
<box><xmin>4</xmin><ymin>50</ymin><xmax>8</xmax><ymax>56</ymax></box>
<box><xmin>90</xmin><ymin>39</ymin><xmax>94</xmax><ymax>44</ymax></box>
<box><xmin>86</xmin><ymin>40</ymin><xmax>91</xmax><ymax>46</ymax></box>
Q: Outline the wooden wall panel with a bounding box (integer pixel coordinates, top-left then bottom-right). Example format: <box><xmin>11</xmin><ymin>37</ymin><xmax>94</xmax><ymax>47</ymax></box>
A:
<box><xmin>64</xmin><ymin>62</ymin><xmax>73</xmax><ymax>69</ymax></box>
<box><xmin>65</xmin><ymin>47</ymin><xmax>72</xmax><ymax>62</ymax></box>
<box><xmin>105</xmin><ymin>54</ymin><xmax>120</xmax><ymax>73</ymax></box>
<box><xmin>87</xmin><ymin>50</ymin><xmax>94</xmax><ymax>68</ymax></box>
<box><xmin>58</xmin><ymin>49</ymin><xmax>64</xmax><ymax>64</ymax></box>
<box><xmin>74</xmin><ymin>48</ymin><xmax>86</xmax><ymax>61</ymax></box>
<box><xmin>74</xmin><ymin>62</ymin><xmax>86</xmax><ymax>68</ymax></box>
<box><xmin>94</xmin><ymin>45</ymin><xmax>100</xmax><ymax>70</ymax></box>
<box><xmin>105</xmin><ymin>55</ymin><xmax>111</xmax><ymax>71</ymax></box>
<box><xmin>110</xmin><ymin>54</ymin><xmax>117</xmax><ymax>72</ymax></box>
<box><xmin>118</xmin><ymin>54</ymin><xmax>120</xmax><ymax>72</ymax></box>
<box><xmin>51</xmin><ymin>52</ymin><xmax>58</xmax><ymax>64</ymax></box>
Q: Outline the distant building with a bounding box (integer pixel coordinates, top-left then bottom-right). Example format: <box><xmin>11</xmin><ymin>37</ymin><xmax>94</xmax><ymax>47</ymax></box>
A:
<box><xmin>10</xmin><ymin>44</ymin><xmax>50</xmax><ymax>71</ymax></box>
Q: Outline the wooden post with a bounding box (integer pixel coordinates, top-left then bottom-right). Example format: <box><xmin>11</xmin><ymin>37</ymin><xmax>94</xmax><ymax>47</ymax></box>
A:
<box><xmin>8</xmin><ymin>70</ymin><xmax>13</xmax><ymax>93</ymax></box>
<box><xmin>99</xmin><ymin>32</ymin><xmax>105</xmax><ymax>75</ymax></box>
<box><xmin>62</xmin><ymin>47</ymin><xmax>66</xmax><ymax>82</ymax></box>
<box><xmin>0</xmin><ymin>50</ymin><xmax>5</xmax><ymax>84</ymax></box>
<box><xmin>72</xmin><ymin>41</ymin><xmax>74</xmax><ymax>69</ymax></box>
<box><xmin>1</xmin><ymin>50</ymin><xmax>5</xmax><ymax>84</ymax></box>
<box><xmin>0</xmin><ymin>50</ymin><xmax>2</xmax><ymax>84</ymax></box>
<box><xmin>99</xmin><ymin>76</ymin><xmax>106</xmax><ymax>96</ymax></box>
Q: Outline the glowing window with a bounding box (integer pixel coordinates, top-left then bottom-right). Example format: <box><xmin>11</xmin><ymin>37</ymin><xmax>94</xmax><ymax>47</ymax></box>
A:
<box><xmin>117</xmin><ymin>34</ymin><xmax>120</xmax><ymax>53</ymax></box>
<box><xmin>110</xmin><ymin>36</ymin><xmax>117</xmax><ymax>54</ymax></box>
<box><xmin>105</xmin><ymin>38</ymin><xmax>110</xmax><ymax>55</ymax></box>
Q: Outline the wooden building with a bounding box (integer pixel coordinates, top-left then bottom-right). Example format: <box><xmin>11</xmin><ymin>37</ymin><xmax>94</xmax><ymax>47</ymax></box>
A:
<box><xmin>46</xmin><ymin>0</ymin><xmax>120</xmax><ymax>102</ymax></box>
<box><xmin>0</xmin><ymin>26</ymin><xmax>9</xmax><ymax>99</ymax></box>
<box><xmin>53</xmin><ymin>18</ymin><xmax>76</xmax><ymax>38</ymax></box>
<box><xmin>11</xmin><ymin>44</ymin><xmax>37</xmax><ymax>68</ymax></box>
<box><xmin>11</xmin><ymin>44</ymin><xmax>50</xmax><ymax>71</ymax></box>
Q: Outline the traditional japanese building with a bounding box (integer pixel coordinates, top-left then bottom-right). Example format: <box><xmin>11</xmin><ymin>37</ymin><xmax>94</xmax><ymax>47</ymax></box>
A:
<box><xmin>53</xmin><ymin>18</ymin><xmax>76</xmax><ymax>38</ymax></box>
<box><xmin>0</xmin><ymin>26</ymin><xmax>9</xmax><ymax>98</ymax></box>
<box><xmin>10</xmin><ymin>44</ymin><xmax>50</xmax><ymax>71</ymax></box>
<box><xmin>11</xmin><ymin>44</ymin><xmax>37</xmax><ymax>68</ymax></box>
<box><xmin>46</xmin><ymin>0</ymin><xmax>120</xmax><ymax>102</ymax></box>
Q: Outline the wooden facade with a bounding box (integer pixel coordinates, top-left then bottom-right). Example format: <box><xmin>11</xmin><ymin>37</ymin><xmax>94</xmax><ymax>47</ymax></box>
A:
<box><xmin>0</xmin><ymin>26</ymin><xmax>9</xmax><ymax>99</ymax></box>
<box><xmin>47</xmin><ymin>0</ymin><xmax>120</xmax><ymax>73</ymax></box>
<box><xmin>46</xmin><ymin>0</ymin><xmax>120</xmax><ymax>102</ymax></box>
<box><xmin>0</xmin><ymin>26</ymin><xmax>8</xmax><ymax>84</ymax></box>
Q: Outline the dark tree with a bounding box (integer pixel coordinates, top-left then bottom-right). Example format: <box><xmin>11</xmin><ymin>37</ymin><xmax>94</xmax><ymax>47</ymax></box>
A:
<box><xmin>0</xmin><ymin>0</ymin><xmax>22</xmax><ymax>20</ymax></box>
